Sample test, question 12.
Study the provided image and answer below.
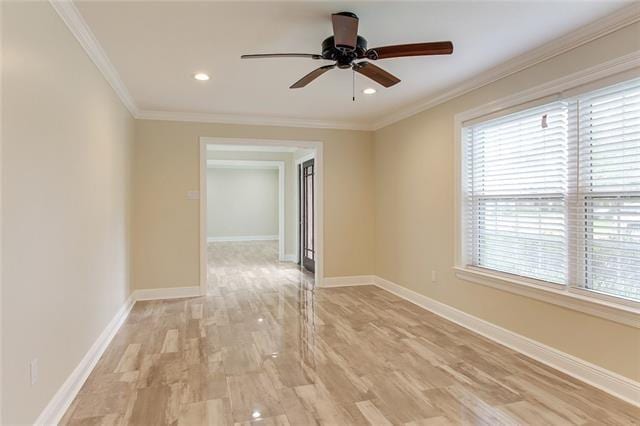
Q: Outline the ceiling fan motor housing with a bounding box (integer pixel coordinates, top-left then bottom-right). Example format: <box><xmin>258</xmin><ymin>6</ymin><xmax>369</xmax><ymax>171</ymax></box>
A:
<box><xmin>321</xmin><ymin>35</ymin><xmax>367</xmax><ymax>68</ymax></box>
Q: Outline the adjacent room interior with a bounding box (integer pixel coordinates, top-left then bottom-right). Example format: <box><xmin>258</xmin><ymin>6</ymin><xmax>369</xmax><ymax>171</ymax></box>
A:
<box><xmin>204</xmin><ymin>142</ymin><xmax>317</xmax><ymax>297</ymax></box>
<box><xmin>2</xmin><ymin>1</ymin><xmax>640</xmax><ymax>425</ymax></box>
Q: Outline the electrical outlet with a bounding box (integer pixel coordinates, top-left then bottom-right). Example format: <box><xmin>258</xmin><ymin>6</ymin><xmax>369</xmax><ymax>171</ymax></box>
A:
<box><xmin>30</xmin><ymin>358</ymin><xmax>39</xmax><ymax>385</ymax></box>
<box><xmin>431</xmin><ymin>270</ymin><xmax>437</xmax><ymax>283</ymax></box>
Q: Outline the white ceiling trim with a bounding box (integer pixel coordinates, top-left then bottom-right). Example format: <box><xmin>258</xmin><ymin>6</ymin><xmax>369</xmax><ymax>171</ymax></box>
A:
<box><xmin>370</xmin><ymin>2</ymin><xmax>640</xmax><ymax>130</ymax></box>
<box><xmin>52</xmin><ymin>1</ymin><xmax>639</xmax><ymax>132</ymax></box>
<box><xmin>454</xmin><ymin>50</ymin><xmax>640</xmax><ymax>126</ymax></box>
<box><xmin>136</xmin><ymin>110</ymin><xmax>371</xmax><ymax>131</ymax></box>
<box><xmin>49</xmin><ymin>0</ymin><xmax>138</xmax><ymax>116</ymax></box>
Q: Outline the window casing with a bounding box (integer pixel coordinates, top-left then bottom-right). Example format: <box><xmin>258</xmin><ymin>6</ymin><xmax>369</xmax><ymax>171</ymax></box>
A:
<box><xmin>463</xmin><ymin>77</ymin><xmax>640</xmax><ymax>303</ymax></box>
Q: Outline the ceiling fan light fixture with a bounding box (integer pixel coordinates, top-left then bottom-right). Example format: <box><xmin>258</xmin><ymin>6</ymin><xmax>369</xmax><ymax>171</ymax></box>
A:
<box><xmin>363</xmin><ymin>88</ymin><xmax>376</xmax><ymax>95</ymax></box>
<box><xmin>240</xmin><ymin>11</ymin><xmax>453</xmax><ymax>90</ymax></box>
<box><xmin>194</xmin><ymin>72</ymin><xmax>210</xmax><ymax>81</ymax></box>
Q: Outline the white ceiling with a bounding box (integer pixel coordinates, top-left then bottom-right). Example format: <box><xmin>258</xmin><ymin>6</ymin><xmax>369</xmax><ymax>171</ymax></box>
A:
<box><xmin>75</xmin><ymin>1</ymin><xmax>631</xmax><ymax>128</ymax></box>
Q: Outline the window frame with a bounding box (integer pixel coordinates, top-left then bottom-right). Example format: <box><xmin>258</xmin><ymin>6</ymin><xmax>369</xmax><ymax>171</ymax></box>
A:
<box><xmin>453</xmin><ymin>59</ymin><xmax>640</xmax><ymax>328</ymax></box>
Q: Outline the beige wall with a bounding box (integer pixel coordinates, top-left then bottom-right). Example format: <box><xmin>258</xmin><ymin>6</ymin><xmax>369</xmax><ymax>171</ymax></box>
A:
<box><xmin>373</xmin><ymin>22</ymin><xmax>640</xmax><ymax>381</ymax></box>
<box><xmin>133</xmin><ymin>121</ymin><xmax>374</xmax><ymax>290</ymax></box>
<box><xmin>207</xmin><ymin>168</ymin><xmax>279</xmax><ymax>239</ymax></box>
<box><xmin>1</xmin><ymin>2</ymin><xmax>134</xmax><ymax>424</ymax></box>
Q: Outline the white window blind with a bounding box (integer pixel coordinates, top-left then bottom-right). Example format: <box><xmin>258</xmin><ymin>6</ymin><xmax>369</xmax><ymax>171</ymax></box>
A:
<box><xmin>465</xmin><ymin>102</ymin><xmax>569</xmax><ymax>285</ymax></box>
<box><xmin>464</xmin><ymin>77</ymin><xmax>640</xmax><ymax>302</ymax></box>
<box><xmin>576</xmin><ymin>78</ymin><xmax>640</xmax><ymax>301</ymax></box>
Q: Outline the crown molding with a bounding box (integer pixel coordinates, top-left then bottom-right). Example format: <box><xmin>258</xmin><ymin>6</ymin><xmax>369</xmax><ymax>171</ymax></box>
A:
<box><xmin>371</xmin><ymin>2</ymin><xmax>640</xmax><ymax>130</ymax></box>
<box><xmin>50</xmin><ymin>0</ymin><xmax>370</xmax><ymax>130</ymax></box>
<box><xmin>453</xmin><ymin>50</ymin><xmax>640</xmax><ymax>125</ymax></box>
<box><xmin>51</xmin><ymin>0</ymin><xmax>639</xmax><ymax>133</ymax></box>
<box><xmin>135</xmin><ymin>110</ymin><xmax>372</xmax><ymax>131</ymax></box>
<box><xmin>49</xmin><ymin>0</ymin><xmax>138</xmax><ymax>116</ymax></box>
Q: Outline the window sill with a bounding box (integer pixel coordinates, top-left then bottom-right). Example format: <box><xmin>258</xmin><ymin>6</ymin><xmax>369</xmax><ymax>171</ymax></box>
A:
<box><xmin>453</xmin><ymin>266</ymin><xmax>640</xmax><ymax>328</ymax></box>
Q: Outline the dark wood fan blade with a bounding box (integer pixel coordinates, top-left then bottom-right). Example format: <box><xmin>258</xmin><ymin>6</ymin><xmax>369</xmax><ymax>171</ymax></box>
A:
<box><xmin>332</xmin><ymin>12</ymin><xmax>358</xmax><ymax>50</ymax></box>
<box><xmin>367</xmin><ymin>41</ymin><xmax>453</xmax><ymax>59</ymax></box>
<box><xmin>353</xmin><ymin>62</ymin><xmax>400</xmax><ymax>88</ymax></box>
<box><xmin>290</xmin><ymin>65</ymin><xmax>336</xmax><ymax>89</ymax></box>
<box><xmin>241</xmin><ymin>53</ymin><xmax>322</xmax><ymax>59</ymax></box>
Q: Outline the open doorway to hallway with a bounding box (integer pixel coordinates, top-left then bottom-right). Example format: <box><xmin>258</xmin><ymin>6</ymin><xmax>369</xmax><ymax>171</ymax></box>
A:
<box><xmin>200</xmin><ymin>139</ymin><xmax>321</xmax><ymax>296</ymax></box>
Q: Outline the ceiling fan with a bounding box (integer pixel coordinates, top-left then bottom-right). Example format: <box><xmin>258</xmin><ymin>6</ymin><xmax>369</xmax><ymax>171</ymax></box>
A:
<box><xmin>241</xmin><ymin>12</ymin><xmax>453</xmax><ymax>90</ymax></box>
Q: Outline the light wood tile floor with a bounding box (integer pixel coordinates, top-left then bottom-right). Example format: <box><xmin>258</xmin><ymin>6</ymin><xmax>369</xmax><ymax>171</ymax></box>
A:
<box><xmin>61</xmin><ymin>241</ymin><xmax>639</xmax><ymax>425</ymax></box>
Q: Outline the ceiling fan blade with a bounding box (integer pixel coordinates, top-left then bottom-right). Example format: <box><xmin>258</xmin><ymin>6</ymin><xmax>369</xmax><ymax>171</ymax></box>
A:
<box><xmin>366</xmin><ymin>41</ymin><xmax>453</xmax><ymax>59</ymax></box>
<box><xmin>332</xmin><ymin>12</ymin><xmax>358</xmax><ymax>50</ymax></box>
<box><xmin>290</xmin><ymin>64</ymin><xmax>336</xmax><ymax>89</ymax></box>
<box><xmin>353</xmin><ymin>62</ymin><xmax>400</xmax><ymax>88</ymax></box>
<box><xmin>241</xmin><ymin>53</ymin><xmax>322</xmax><ymax>59</ymax></box>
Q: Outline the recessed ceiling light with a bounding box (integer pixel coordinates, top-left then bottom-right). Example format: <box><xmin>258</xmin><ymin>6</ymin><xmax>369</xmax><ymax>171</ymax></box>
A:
<box><xmin>363</xmin><ymin>88</ymin><xmax>376</xmax><ymax>95</ymax></box>
<box><xmin>252</xmin><ymin>411</ymin><xmax>261</xmax><ymax>419</ymax></box>
<box><xmin>194</xmin><ymin>73</ymin><xmax>210</xmax><ymax>81</ymax></box>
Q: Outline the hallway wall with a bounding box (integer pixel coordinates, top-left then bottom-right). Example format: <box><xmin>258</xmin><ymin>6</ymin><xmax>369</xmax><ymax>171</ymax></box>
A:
<box><xmin>206</xmin><ymin>150</ymin><xmax>299</xmax><ymax>255</ymax></box>
<box><xmin>207</xmin><ymin>167</ymin><xmax>279</xmax><ymax>240</ymax></box>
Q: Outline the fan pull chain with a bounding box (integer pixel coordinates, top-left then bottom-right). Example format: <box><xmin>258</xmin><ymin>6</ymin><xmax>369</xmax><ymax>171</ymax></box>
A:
<box><xmin>352</xmin><ymin>69</ymin><xmax>355</xmax><ymax>102</ymax></box>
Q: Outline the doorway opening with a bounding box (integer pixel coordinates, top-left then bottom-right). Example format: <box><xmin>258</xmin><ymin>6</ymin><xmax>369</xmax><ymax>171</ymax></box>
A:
<box><xmin>199</xmin><ymin>138</ymin><xmax>323</xmax><ymax>296</ymax></box>
<box><xmin>206</xmin><ymin>159</ymin><xmax>285</xmax><ymax>258</ymax></box>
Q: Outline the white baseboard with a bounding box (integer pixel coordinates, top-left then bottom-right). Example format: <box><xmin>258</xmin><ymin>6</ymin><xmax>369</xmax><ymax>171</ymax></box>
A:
<box><xmin>34</xmin><ymin>295</ymin><xmax>136</xmax><ymax>425</ymax></box>
<box><xmin>282</xmin><ymin>254</ymin><xmax>297</xmax><ymax>262</ymax></box>
<box><xmin>132</xmin><ymin>286</ymin><xmax>202</xmax><ymax>301</ymax></box>
<box><xmin>207</xmin><ymin>235</ymin><xmax>278</xmax><ymax>242</ymax></box>
<box><xmin>320</xmin><ymin>275</ymin><xmax>375</xmax><ymax>288</ymax></box>
<box><xmin>35</xmin><ymin>286</ymin><xmax>203</xmax><ymax>424</ymax></box>
<box><xmin>372</xmin><ymin>275</ymin><xmax>640</xmax><ymax>407</ymax></box>
<box><xmin>35</xmin><ymin>276</ymin><xmax>639</xmax><ymax>425</ymax></box>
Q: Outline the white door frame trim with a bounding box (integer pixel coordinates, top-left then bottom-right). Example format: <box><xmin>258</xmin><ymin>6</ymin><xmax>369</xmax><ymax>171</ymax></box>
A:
<box><xmin>206</xmin><ymin>159</ymin><xmax>286</xmax><ymax>261</ymax></box>
<box><xmin>206</xmin><ymin>159</ymin><xmax>283</xmax><ymax>170</ymax></box>
<box><xmin>199</xmin><ymin>137</ymin><xmax>324</xmax><ymax>295</ymax></box>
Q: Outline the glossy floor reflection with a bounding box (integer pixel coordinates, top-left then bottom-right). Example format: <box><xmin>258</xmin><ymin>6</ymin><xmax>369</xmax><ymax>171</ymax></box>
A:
<box><xmin>61</xmin><ymin>241</ymin><xmax>639</xmax><ymax>425</ymax></box>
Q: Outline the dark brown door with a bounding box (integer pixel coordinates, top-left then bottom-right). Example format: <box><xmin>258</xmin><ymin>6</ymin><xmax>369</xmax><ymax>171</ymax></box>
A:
<box><xmin>300</xmin><ymin>159</ymin><xmax>315</xmax><ymax>272</ymax></box>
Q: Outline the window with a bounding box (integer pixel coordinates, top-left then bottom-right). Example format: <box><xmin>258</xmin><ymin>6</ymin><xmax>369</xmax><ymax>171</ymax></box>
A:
<box><xmin>463</xmin><ymin>77</ymin><xmax>640</xmax><ymax>302</ymax></box>
<box><xmin>577</xmin><ymin>79</ymin><xmax>640</xmax><ymax>301</ymax></box>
